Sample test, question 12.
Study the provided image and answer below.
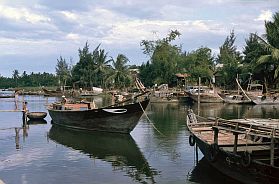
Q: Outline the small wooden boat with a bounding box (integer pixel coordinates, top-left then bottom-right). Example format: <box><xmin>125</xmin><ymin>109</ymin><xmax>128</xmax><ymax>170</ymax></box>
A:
<box><xmin>186</xmin><ymin>110</ymin><xmax>279</xmax><ymax>184</ymax></box>
<box><xmin>27</xmin><ymin>112</ymin><xmax>47</xmax><ymax>120</ymax></box>
<box><xmin>47</xmin><ymin>91</ymin><xmax>151</xmax><ymax>134</ymax></box>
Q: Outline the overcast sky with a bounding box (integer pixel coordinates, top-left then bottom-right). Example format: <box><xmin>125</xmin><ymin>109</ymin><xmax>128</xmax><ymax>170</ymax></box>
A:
<box><xmin>0</xmin><ymin>0</ymin><xmax>278</xmax><ymax>77</ymax></box>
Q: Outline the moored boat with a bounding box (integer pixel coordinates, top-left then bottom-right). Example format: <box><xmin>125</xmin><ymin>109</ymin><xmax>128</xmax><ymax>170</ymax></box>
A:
<box><xmin>185</xmin><ymin>86</ymin><xmax>223</xmax><ymax>103</ymax></box>
<box><xmin>47</xmin><ymin>91</ymin><xmax>151</xmax><ymax>134</ymax></box>
<box><xmin>218</xmin><ymin>91</ymin><xmax>252</xmax><ymax>104</ymax></box>
<box><xmin>186</xmin><ymin>110</ymin><xmax>279</xmax><ymax>184</ymax></box>
<box><xmin>218</xmin><ymin>79</ymin><xmax>253</xmax><ymax>104</ymax></box>
<box><xmin>27</xmin><ymin>112</ymin><xmax>47</xmax><ymax>120</ymax></box>
<box><xmin>241</xmin><ymin>83</ymin><xmax>279</xmax><ymax>105</ymax></box>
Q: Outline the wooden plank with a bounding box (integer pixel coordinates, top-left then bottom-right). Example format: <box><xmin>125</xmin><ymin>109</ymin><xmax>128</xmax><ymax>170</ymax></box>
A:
<box><xmin>0</xmin><ymin>110</ymin><xmax>23</xmax><ymax>112</ymax></box>
<box><xmin>222</xmin><ymin>145</ymin><xmax>274</xmax><ymax>152</ymax></box>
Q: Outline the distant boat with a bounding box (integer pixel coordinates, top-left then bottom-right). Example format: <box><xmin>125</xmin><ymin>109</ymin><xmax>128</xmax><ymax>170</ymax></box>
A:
<box><xmin>185</xmin><ymin>85</ymin><xmax>223</xmax><ymax>103</ymax></box>
<box><xmin>218</xmin><ymin>79</ymin><xmax>252</xmax><ymax>104</ymax></box>
<box><xmin>0</xmin><ymin>94</ymin><xmax>15</xmax><ymax>98</ymax></box>
<box><xmin>245</xmin><ymin>83</ymin><xmax>279</xmax><ymax>105</ymax></box>
<box><xmin>186</xmin><ymin>110</ymin><xmax>279</xmax><ymax>184</ymax></box>
<box><xmin>79</xmin><ymin>87</ymin><xmax>103</xmax><ymax>97</ymax></box>
<box><xmin>42</xmin><ymin>86</ymin><xmax>73</xmax><ymax>97</ymax></box>
<box><xmin>0</xmin><ymin>91</ymin><xmax>15</xmax><ymax>98</ymax></box>
<box><xmin>42</xmin><ymin>87</ymin><xmax>64</xmax><ymax>96</ymax></box>
<box><xmin>47</xmin><ymin>91</ymin><xmax>150</xmax><ymax>134</ymax></box>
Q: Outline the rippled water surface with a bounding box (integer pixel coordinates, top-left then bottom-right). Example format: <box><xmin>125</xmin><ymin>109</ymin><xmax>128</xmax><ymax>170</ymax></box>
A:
<box><xmin>1</xmin><ymin>95</ymin><xmax>279</xmax><ymax>184</ymax></box>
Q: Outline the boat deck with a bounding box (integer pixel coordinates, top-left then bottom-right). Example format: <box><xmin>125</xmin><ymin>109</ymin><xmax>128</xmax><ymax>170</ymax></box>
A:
<box><xmin>191</xmin><ymin>119</ymin><xmax>279</xmax><ymax>153</ymax></box>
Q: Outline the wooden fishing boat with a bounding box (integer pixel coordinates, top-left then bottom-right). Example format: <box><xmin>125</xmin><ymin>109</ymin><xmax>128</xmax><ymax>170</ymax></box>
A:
<box><xmin>246</xmin><ymin>84</ymin><xmax>279</xmax><ymax>105</ymax></box>
<box><xmin>238</xmin><ymin>81</ymin><xmax>279</xmax><ymax>105</ymax></box>
<box><xmin>27</xmin><ymin>112</ymin><xmax>47</xmax><ymax>120</ymax></box>
<box><xmin>218</xmin><ymin>91</ymin><xmax>252</xmax><ymax>104</ymax></box>
<box><xmin>185</xmin><ymin>86</ymin><xmax>223</xmax><ymax>103</ymax></box>
<box><xmin>48</xmin><ymin>126</ymin><xmax>157</xmax><ymax>183</ymax></box>
<box><xmin>47</xmin><ymin>91</ymin><xmax>150</xmax><ymax>134</ymax></box>
<box><xmin>186</xmin><ymin>110</ymin><xmax>279</xmax><ymax>184</ymax></box>
<box><xmin>187</xmin><ymin>110</ymin><xmax>279</xmax><ymax>184</ymax></box>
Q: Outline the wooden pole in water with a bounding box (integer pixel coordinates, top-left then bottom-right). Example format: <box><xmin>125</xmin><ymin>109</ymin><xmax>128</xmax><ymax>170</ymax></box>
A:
<box><xmin>270</xmin><ymin>128</ymin><xmax>275</xmax><ymax>166</ymax></box>
<box><xmin>198</xmin><ymin>77</ymin><xmax>201</xmax><ymax>116</ymax></box>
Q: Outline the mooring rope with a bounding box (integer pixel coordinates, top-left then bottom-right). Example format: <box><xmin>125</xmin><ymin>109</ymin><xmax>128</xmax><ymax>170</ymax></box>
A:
<box><xmin>138</xmin><ymin>101</ymin><xmax>165</xmax><ymax>136</ymax></box>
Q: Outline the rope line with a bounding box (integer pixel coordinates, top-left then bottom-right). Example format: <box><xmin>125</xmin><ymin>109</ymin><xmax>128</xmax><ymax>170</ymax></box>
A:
<box><xmin>138</xmin><ymin>101</ymin><xmax>165</xmax><ymax>136</ymax></box>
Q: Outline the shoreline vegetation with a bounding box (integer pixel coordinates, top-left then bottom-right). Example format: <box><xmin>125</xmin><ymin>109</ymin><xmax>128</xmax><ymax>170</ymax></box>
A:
<box><xmin>1</xmin><ymin>12</ymin><xmax>279</xmax><ymax>93</ymax></box>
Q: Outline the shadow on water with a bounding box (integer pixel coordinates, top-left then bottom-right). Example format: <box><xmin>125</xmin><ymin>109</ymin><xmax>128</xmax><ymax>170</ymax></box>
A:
<box><xmin>48</xmin><ymin>125</ymin><xmax>159</xmax><ymax>184</ymax></box>
<box><xmin>187</xmin><ymin>157</ymin><xmax>239</xmax><ymax>184</ymax></box>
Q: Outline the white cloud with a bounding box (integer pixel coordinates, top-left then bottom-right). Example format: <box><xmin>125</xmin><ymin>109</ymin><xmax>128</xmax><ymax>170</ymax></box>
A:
<box><xmin>0</xmin><ymin>5</ymin><xmax>51</xmax><ymax>24</ymax></box>
<box><xmin>66</xmin><ymin>33</ymin><xmax>80</xmax><ymax>41</ymax></box>
<box><xmin>255</xmin><ymin>10</ymin><xmax>273</xmax><ymax>21</ymax></box>
<box><xmin>61</xmin><ymin>11</ymin><xmax>78</xmax><ymax>21</ymax></box>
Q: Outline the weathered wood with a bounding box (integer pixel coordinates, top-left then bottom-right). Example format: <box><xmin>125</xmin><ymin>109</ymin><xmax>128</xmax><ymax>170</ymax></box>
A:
<box><xmin>271</xmin><ymin>128</ymin><xmax>275</xmax><ymax>166</ymax></box>
<box><xmin>0</xmin><ymin>110</ymin><xmax>23</xmax><ymax>112</ymax></box>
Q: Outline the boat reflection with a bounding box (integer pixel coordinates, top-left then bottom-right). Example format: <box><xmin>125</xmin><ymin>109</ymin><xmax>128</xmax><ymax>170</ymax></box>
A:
<box><xmin>188</xmin><ymin>157</ymin><xmax>239</xmax><ymax>184</ymax></box>
<box><xmin>27</xmin><ymin>119</ymin><xmax>47</xmax><ymax>125</ymax></box>
<box><xmin>48</xmin><ymin>126</ymin><xmax>158</xmax><ymax>183</ymax></box>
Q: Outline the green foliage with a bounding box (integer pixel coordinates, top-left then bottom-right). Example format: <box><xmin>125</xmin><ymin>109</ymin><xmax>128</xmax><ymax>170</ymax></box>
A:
<box><xmin>56</xmin><ymin>56</ymin><xmax>71</xmax><ymax>86</ymax></box>
<box><xmin>178</xmin><ymin>47</ymin><xmax>214</xmax><ymax>84</ymax></box>
<box><xmin>216</xmin><ymin>30</ymin><xmax>242</xmax><ymax>88</ymax></box>
<box><xmin>0</xmin><ymin>71</ymin><xmax>57</xmax><ymax>88</ymax></box>
<box><xmin>243</xmin><ymin>12</ymin><xmax>279</xmax><ymax>89</ymax></box>
<box><xmin>140</xmin><ymin>30</ymin><xmax>182</xmax><ymax>86</ymax></box>
<box><xmin>106</xmin><ymin>54</ymin><xmax>131</xmax><ymax>89</ymax></box>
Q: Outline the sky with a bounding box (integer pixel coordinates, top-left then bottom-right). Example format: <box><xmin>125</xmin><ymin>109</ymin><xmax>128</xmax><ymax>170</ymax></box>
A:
<box><xmin>0</xmin><ymin>0</ymin><xmax>278</xmax><ymax>77</ymax></box>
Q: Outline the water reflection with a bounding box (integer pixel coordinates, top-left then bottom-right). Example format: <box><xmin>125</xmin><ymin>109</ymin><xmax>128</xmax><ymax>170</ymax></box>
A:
<box><xmin>14</xmin><ymin>125</ymin><xmax>29</xmax><ymax>149</ymax></box>
<box><xmin>27</xmin><ymin>119</ymin><xmax>47</xmax><ymax>125</ymax></box>
<box><xmin>188</xmin><ymin>157</ymin><xmax>239</xmax><ymax>184</ymax></box>
<box><xmin>48</xmin><ymin>126</ymin><xmax>158</xmax><ymax>183</ymax></box>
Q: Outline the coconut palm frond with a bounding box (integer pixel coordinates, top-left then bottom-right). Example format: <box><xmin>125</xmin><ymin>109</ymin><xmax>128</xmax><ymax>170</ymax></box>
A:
<box><xmin>257</xmin><ymin>55</ymin><xmax>272</xmax><ymax>65</ymax></box>
<box><xmin>274</xmin><ymin>66</ymin><xmax>279</xmax><ymax>79</ymax></box>
<box><xmin>271</xmin><ymin>48</ymin><xmax>279</xmax><ymax>60</ymax></box>
<box><xmin>252</xmin><ymin>33</ymin><xmax>276</xmax><ymax>53</ymax></box>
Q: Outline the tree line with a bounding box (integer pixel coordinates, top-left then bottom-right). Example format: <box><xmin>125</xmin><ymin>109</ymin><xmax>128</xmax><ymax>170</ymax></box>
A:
<box><xmin>140</xmin><ymin>12</ymin><xmax>279</xmax><ymax>92</ymax></box>
<box><xmin>0</xmin><ymin>12</ymin><xmax>278</xmax><ymax>91</ymax></box>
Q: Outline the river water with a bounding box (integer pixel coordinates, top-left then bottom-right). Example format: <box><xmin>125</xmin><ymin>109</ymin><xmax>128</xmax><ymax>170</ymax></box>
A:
<box><xmin>1</xmin><ymin>95</ymin><xmax>279</xmax><ymax>184</ymax></box>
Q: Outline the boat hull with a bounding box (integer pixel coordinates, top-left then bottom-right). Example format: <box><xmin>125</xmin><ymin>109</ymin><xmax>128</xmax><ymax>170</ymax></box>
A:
<box><xmin>48</xmin><ymin>99</ymin><xmax>150</xmax><ymax>134</ymax></box>
<box><xmin>186</xmin><ymin>92</ymin><xmax>223</xmax><ymax>103</ymax></box>
<box><xmin>248</xmin><ymin>95</ymin><xmax>279</xmax><ymax>105</ymax></box>
<box><xmin>193</xmin><ymin>135</ymin><xmax>279</xmax><ymax>184</ymax></box>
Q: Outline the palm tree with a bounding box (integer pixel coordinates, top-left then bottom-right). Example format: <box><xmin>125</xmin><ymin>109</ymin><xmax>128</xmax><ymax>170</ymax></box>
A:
<box><xmin>94</xmin><ymin>48</ymin><xmax>112</xmax><ymax>88</ymax></box>
<box><xmin>106</xmin><ymin>54</ymin><xmax>131</xmax><ymax>89</ymax></box>
<box><xmin>12</xmin><ymin>69</ymin><xmax>19</xmax><ymax>87</ymax></box>
<box><xmin>252</xmin><ymin>12</ymin><xmax>279</xmax><ymax>90</ymax></box>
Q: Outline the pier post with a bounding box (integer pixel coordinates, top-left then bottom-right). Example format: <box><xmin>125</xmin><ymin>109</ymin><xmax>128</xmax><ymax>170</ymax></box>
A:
<box><xmin>212</xmin><ymin>127</ymin><xmax>219</xmax><ymax>145</ymax></box>
<box><xmin>233</xmin><ymin>123</ymin><xmax>239</xmax><ymax>154</ymax></box>
<box><xmin>233</xmin><ymin>133</ymin><xmax>239</xmax><ymax>154</ymax></box>
<box><xmin>270</xmin><ymin>128</ymin><xmax>275</xmax><ymax>166</ymax></box>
